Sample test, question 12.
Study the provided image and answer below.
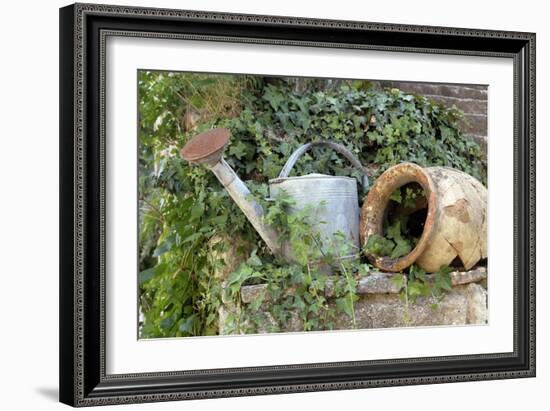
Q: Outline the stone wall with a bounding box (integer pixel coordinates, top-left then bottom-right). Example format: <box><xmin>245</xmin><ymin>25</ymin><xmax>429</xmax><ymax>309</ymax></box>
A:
<box><xmin>374</xmin><ymin>81</ymin><xmax>488</xmax><ymax>153</ymax></box>
<box><xmin>224</xmin><ymin>267</ymin><xmax>488</xmax><ymax>335</ymax></box>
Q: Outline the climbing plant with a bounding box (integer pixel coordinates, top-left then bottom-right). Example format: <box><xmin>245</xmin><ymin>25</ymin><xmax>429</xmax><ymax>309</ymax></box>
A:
<box><xmin>138</xmin><ymin>71</ymin><xmax>486</xmax><ymax>338</ymax></box>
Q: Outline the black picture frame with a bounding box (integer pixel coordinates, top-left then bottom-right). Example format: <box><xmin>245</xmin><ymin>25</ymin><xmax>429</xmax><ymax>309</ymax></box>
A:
<box><xmin>59</xmin><ymin>3</ymin><xmax>536</xmax><ymax>407</ymax></box>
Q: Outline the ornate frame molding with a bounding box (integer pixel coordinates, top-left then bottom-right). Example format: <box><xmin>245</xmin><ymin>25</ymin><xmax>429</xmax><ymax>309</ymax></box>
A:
<box><xmin>60</xmin><ymin>3</ymin><xmax>535</xmax><ymax>407</ymax></box>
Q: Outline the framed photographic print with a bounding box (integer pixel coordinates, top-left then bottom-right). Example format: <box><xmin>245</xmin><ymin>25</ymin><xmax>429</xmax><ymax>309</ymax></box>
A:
<box><xmin>59</xmin><ymin>3</ymin><xmax>536</xmax><ymax>407</ymax></box>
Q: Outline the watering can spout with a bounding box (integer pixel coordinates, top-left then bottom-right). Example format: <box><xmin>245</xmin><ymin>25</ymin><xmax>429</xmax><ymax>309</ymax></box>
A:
<box><xmin>180</xmin><ymin>128</ymin><xmax>282</xmax><ymax>256</ymax></box>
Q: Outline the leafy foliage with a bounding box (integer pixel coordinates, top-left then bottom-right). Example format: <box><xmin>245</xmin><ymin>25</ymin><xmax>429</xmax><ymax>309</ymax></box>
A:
<box><xmin>365</xmin><ymin>184</ymin><xmax>427</xmax><ymax>259</ymax></box>
<box><xmin>138</xmin><ymin>72</ymin><xmax>486</xmax><ymax>338</ymax></box>
<box><xmin>223</xmin><ymin>192</ymin><xmax>364</xmax><ymax>333</ymax></box>
<box><xmin>391</xmin><ymin>264</ymin><xmax>454</xmax><ymax>316</ymax></box>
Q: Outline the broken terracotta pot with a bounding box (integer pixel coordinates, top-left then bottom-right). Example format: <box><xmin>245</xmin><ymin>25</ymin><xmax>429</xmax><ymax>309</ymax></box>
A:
<box><xmin>360</xmin><ymin>162</ymin><xmax>487</xmax><ymax>273</ymax></box>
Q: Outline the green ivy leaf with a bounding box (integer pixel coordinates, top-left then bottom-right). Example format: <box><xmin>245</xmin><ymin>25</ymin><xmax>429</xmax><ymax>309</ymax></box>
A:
<box><xmin>153</xmin><ymin>238</ymin><xmax>173</xmax><ymax>257</ymax></box>
<box><xmin>189</xmin><ymin>203</ymin><xmax>204</xmax><ymax>221</ymax></box>
<box><xmin>391</xmin><ymin>237</ymin><xmax>412</xmax><ymax>258</ymax></box>
<box><xmin>263</xmin><ymin>86</ymin><xmax>285</xmax><ymax>111</ymax></box>
<box><xmin>365</xmin><ymin>234</ymin><xmax>395</xmax><ymax>256</ymax></box>
<box><xmin>336</xmin><ymin>297</ymin><xmax>354</xmax><ymax>318</ymax></box>
<box><xmin>228</xmin><ymin>140</ymin><xmax>248</xmax><ymax>160</ymax></box>
<box><xmin>246</xmin><ymin>249</ymin><xmax>263</xmax><ymax>267</ymax></box>
<box><xmin>138</xmin><ymin>267</ymin><xmax>156</xmax><ymax>286</ymax></box>
<box><xmin>391</xmin><ymin>274</ymin><xmax>404</xmax><ymax>290</ymax></box>
<box><xmin>178</xmin><ymin>315</ymin><xmax>196</xmax><ymax>333</ymax></box>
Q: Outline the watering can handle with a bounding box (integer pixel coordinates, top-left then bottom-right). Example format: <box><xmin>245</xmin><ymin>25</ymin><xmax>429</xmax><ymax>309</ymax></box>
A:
<box><xmin>278</xmin><ymin>141</ymin><xmax>369</xmax><ymax>190</ymax></box>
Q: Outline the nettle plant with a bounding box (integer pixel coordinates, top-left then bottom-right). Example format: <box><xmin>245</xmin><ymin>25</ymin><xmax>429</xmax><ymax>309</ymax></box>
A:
<box><xmin>138</xmin><ymin>72</ymin><xmax>486</xmax><ymax>338</ymax></box>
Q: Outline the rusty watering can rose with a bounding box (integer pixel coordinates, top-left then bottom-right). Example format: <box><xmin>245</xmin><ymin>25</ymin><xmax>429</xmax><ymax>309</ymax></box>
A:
<box><xmin>360</xmin><ymin>162</ymin><xmax>487</xmax><ymax>273</ymax></box>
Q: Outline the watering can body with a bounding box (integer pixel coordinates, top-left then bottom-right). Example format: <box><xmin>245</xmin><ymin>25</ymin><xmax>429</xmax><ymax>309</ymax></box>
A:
<box><xmin>269</xmin><ymin>174</ymin><xmax>361</xmax><ymax>259</ymax></box>
<box><xmin>180</xmin><ymin>128</ymin><xmax>368</xmax><ymax>263</ymax></box>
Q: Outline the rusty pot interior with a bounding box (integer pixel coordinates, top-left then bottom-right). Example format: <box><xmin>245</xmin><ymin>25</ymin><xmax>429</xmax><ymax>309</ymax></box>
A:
<box><xmin>360</xmin><ymin>163</ymin><xmax>437</xmax><ymax>272</ymax></box>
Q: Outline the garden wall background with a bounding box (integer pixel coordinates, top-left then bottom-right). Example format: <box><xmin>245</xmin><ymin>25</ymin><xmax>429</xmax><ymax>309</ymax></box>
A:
<box><xmin>374</xmin><ymin>81</ymin><xmax>488</xmax><ymax>152</ymax></box>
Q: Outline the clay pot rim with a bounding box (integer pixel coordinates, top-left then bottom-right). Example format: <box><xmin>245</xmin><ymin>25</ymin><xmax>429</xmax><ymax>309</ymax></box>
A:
<box><xmin>361</xmin><ymin>162</ymin><xmax>437</xmax><ymax>272</ymax></box>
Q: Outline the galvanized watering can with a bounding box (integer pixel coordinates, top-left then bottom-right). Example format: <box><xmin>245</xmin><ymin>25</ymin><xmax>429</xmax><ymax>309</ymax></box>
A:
<box><xmin>180</xmin><ymin>128</ymin><xmax>369</xmax><ymax>262</ymax></box>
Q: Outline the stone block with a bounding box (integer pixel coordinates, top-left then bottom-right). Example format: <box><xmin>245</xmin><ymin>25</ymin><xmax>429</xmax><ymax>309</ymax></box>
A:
<box><xmin>334</xmin><ymin>292</ymin><xmax>469</xmax><ymax>329</ymax></box>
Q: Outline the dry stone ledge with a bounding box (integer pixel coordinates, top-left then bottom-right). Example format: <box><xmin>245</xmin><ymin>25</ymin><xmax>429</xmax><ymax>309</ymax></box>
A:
<box><xmin>233</xmin><ymin>267</ymin><xmax>487</xmax><ymax>334</ymax></box>
<box><xmin>450</xmin><ymin>266</ymin><xmax>486</xmax><ymax>285</ymax></box>
<box><xmin>240</xmin><ymin>267</ymin><xmax>487</xmax><ymax>303</ymax></box>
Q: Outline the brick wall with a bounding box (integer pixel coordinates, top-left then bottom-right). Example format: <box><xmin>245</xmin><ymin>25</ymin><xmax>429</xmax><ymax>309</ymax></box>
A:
<box><xmin>375</xmin><ymin>81</ymin><xmax>488</xmax><ymax>153</ymax></box>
